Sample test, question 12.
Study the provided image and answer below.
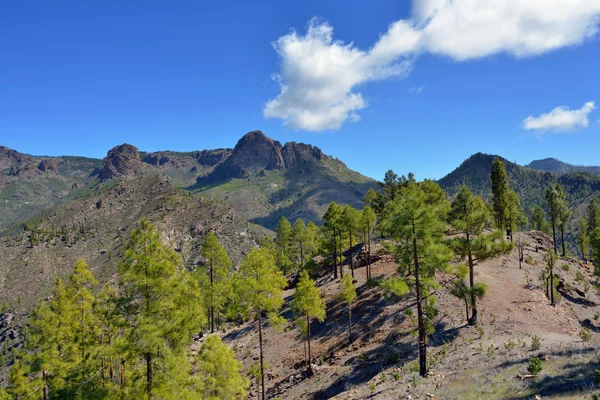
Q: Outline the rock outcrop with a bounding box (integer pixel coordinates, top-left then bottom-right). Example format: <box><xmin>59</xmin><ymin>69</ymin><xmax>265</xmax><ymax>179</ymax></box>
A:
<box><xmin>37</xmin><ymin>159</ymin><xmax>59</xmax><ymax>173</ymax></box>
<box><xmin>199</xmin><ymin>131</ymin><xmax>334</xmax><ymax>183</ymax></box>
<box><xmin>193</xmin><ymin>149</ymin><xmax>232</xmax><ymax>166</ymax></box>
<box><xmin>98</xmin><ymin>144</ymin><xmax>143</xmax><ymax>180</ymax></box>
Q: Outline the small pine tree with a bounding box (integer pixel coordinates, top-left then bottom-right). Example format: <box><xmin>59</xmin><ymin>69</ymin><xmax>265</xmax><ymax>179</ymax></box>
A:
<box><xmin>292</xmin><ymin>271</ymin><xmax>326</xmax><ymax>368</ymax></box>
<box><xmin>236</xmin><ymin>247</ymin><xmax>287</xmax><ymax>400</ymax></box>
<box><xmin>196</xmin><ymin>335</ymin><xmax>249</xmax><ymax>400</ymax></box>
<box><xmin>198</xmin><ymin>231</ymin><xmax>232</xmax><ymax>333</ymax></box>
<box><xmin>339</xmin><ymin>273</ymin><xmax>357</xmax><ymax>344</ymax></box>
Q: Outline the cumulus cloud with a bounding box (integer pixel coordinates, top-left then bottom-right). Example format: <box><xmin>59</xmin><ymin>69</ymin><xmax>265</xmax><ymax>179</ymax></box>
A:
<box><xmin>523</xmin><ymin>101</ymin><xmax>596</xmax><ymax>133</ymax></box>
<box><xmin>264</xmin><ymin>0</ymin><xmax>600</xmax><ymax>131</ymax></box>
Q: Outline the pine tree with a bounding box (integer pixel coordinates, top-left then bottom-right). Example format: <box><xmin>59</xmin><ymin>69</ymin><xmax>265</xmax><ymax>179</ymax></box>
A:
<box><xmin>545</xmin><ymin>185</ymin><xmax>562</xmax><ymax>254</ymax></box>
<box><xmin>292</xmin><ymin>218</ymin><xmax>308</xmax><ymax>270</ymax></box>
<box><xmin>323</xmin><ymin>202</ymin><xmax>343</xmax><ymax>279</ymax></box>
<box><xmin>118</xmin><ymin>219</ymin><xmax>205</xmax><ymax>397</ymax></box>
<box><xmin>236</xmin><ymin>247</ymin><xmax>287</xmax><ymax>400</ymax></box>
<box><xmin>383</xmin><ymin>180</ymin><xmax>453</xmax><ymax>377</ymax></box>
<box><xmin>578</xmin><ymin>217</ymin><xmax>589</xmax><ymax>261</ymax></box>
<box><xmin>291</xmin><ymin>271</ymin><xmax>326</xmax><ymax>369</ymax></box>
<box><xmin>491</xmin><ymin>158</ymin><xmax>509</xmax><ymax>230</ymax></box>
<box><xmin>338</xmin><ymin>273</ymin><xmax>356</xmax><ymax>344</ymax></box>
<box><xmin>23</xmin><ymin>276</ymin><xmax>79</xmax><ymax>398</ymax></box>
<box><xmin>544</xmin><ymin>251</ymin><xmax>558</xmax><ymax>306</ymax></box>
<box><xmin>556</xmin><ymin>185</ymin><xmax>570</xmax><ymax>256</ymax></box>
<box><xmin>196</xmin><ymin>335</ymin><xmax>249</xmax><ymax>400</ymax></box>
<box><xmin>449</xmin><ymin>186</ymin><xmax>511</xmax><ymax>325</ymax></box>
<box><xmin>361</xmin><ymin>206</ymin><xmax>377</xmax><ymax>280</ymax></box>
<box><xmin>94</xmin><ymin>282</ymin><xmax>124</xmax><ymax>392</ymax></box>
<box><xmin>341</xmin><ymin>205</ymin><xmax>360</xmax><ymax>278</ymax></box>
<box><xmin>275</xmin><ymin>217</ymin><xmax>293</xmax><ymax>273</ymax></box>
<box><xmin>530</xmin><ymin>205</ymin><xmax>550</xmax><ymax>233</ymax></box>
<box><xmin>505</xmin><ymin>189</ymin><xmax>527</xmax><ymax>242</ymax></box>
<box><xmin>588</xmin><ymin>199</ymin><xmax>600</xmax><ymax>233</ymax></box>
<box><xmin>198</xmin><ymin>231</ymin><xmax>232</xmax><ymax>333</ymax></box>
<box><xmin>305</xmin><ymin>221</ymin><xmax>321</xmax><ymax>261</ymax></box>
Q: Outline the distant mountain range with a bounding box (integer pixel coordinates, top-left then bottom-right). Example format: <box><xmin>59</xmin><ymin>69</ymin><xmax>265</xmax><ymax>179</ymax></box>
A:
<box><xmin>0</xmin><ymin>131</ymin><xmax>376</xmax><ymax>231</ymax></box>
<box><xmin>526</xmin><ymin>158</ymin><xmax>600</xmax><ymax>175</ymax></box>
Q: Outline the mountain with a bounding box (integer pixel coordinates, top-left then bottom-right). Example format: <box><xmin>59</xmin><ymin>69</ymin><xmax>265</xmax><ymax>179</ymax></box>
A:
<box><xmin>0</xmin><ymin>146</ymin><xmax>102</xmax><ymax>230</ymax></box>
<box><xmin>1</xmin><ymin>131</ymin><xmax>376</xmax><ymax>233</ymax></box>
<box><xmin>439</xmin><ymin>152</ymin><xmax>600</xmax><ymax>251</ymax></box>
<box><xmin>527</xmin><ymin>158</ymin><xmax>600</xmax><ymax>175</ymax></box>
<box><xmin>190</xmin><ymin>131</ymin><xmax>377</xmax><ymax>229</ymax></box>
<box><xmin>0</xmin><ymin>173</ymin><xmax>266</xmax><ymax>347</ymax></box>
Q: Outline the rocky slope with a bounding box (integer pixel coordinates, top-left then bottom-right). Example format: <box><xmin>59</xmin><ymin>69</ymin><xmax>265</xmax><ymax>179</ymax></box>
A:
<box><xmin>0</xmin><ymin>173</ymin><xmax>266</xmax><ymax>349</ymax></box>
<box><xmin>438</xmin><ymin>152</ymin><xmax>600</xmax><ymax>254</ymax></box>
<box><xmin>0</xmin><ymin>146</ymin><xmax>102</xmax><ymax>231</ymax></box>
<box><xmin>2</xmin><ymin>131</ymin><xmax>377</xmax><ymax>233</ymax></box>
<box><xmin>216</xmin><ymin>231</ymin><xmax>600</xmax><ymax>399</ymax></box>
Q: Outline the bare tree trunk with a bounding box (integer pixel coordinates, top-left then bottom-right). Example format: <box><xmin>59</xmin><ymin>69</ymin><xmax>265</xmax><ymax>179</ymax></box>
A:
<box><xmin>43</xmin><ymin>371</ymin><xmax>48</xmax><ymax>400</ymax></box>
<box><xmin>333</xmin><ymin>228</ymin><xmax>338</xmax><ymax>279</ymax></box>
<box><xmin>210</xmin><ymin>259</ymin><xmax>215</xmax><ymax>333</ymax></box>
<box><xmin>367</xmin><ymin>229</ymin><xmax>372</xmax><ymax>280</ymax></box>
<box><xmin>560</xmin><ymin>224</ymin><xmax>566</xmax><ymax>257</ymax></box>
<box><xmin>258</xmin><ymin>313</ymin><xmax>266</xmax><ymax>400</ymax></box>
<box><xmin>412</xmin><ymin>220</ymin><xmax>427</xmax><ymax>377</ymax></box>
<box><xmin>338</xmin><ymin>231</ymin><xmax>344</xmax><ymax>278</ymax></box>
<box><xmin>467</xmin><ymin>232</ymin><xmax>477</xmax><ymax>326</ymax></box>
<box><xmin>306</xmin><ymin>314</ymin><xmax>312</xmax><ymax>368</ymax></box>
<box><xmin>349</xmin><ymin>229</ymin><xmax>354</xmax><ymax>279</ymax></box>
<box><xmin>551</xmin><ymin>217</ymin><xmax>557</xmax><ymax>254</ymax></box>
<box><xmin>146</xmin><ymin>353</ymin><xmax>153</xmax><ymax>396</ymax></box>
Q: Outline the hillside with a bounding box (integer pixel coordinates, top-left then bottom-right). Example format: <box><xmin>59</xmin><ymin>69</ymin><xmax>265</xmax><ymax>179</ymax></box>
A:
<box><xmin>1</xmin><ymin>131</ymin><xmax>376</xmax><ymax>232</ymax></box>
<box><xmin>0</xmin><ymin>146</ymin><xmax>102</xmax><ymax>231</ymax></box>
<box><xmin>0</xmin><ymin>173</ymin><xmax>266</xmax><ymax>347</ymax></box>
<box><xmin>189</xmin><ymin>131</ymin><xmax>376</xmax><ymax>229</ymax></box>
<box><xmin>217</xmin><ymin>231</ymin><xmax>600</xmax><ymax>399</ymax></box>
<box><xmin>438</xmin><ymin>153</ymin><xmax>600</xmax><ymax>251</ymax></box>
<box><xmin>527</xmin><ymin>158</ymin><xmax>600</xmax><ymax>176</ymax></box>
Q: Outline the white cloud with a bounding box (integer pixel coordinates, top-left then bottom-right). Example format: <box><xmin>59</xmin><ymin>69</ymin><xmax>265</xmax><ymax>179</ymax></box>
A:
<box><xmin>523</xmin><ymin>101</ymin><xmax>596</xmax><ymax>133</ymax></box>
<box><xmin>264</xmin><ymin>0</ymin><xmax>600</xmax><ymax>131</ymax></box>
<box><xmin>409</xmin><ymin>86</ymin><xmax>424</xmax><ymax>94</ymax></box>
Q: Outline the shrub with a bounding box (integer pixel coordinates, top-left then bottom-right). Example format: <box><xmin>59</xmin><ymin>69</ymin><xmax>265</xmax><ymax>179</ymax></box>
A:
<box><xmin>562</xmin><ymin>264</ymin><xmax>570</xmax><ymax>271</ymax></box>
<box><xmin>531</xmin><ymin>334</ymin><xmax>541</xmax><ymax>350</ymax></box>
<box><xmin>527</xmin><ymin>357</ymin><xmax>542</xmax><ymax>374</ymax></box>
<box><xmin>595</xmin><ymin>369</ymin><xmax>600</xmax><ymax>384</ymax></box>
<box><xmin>580</xmin><ymin>327</ymin><xmax>592</xmax><ymax>342</ymax></box>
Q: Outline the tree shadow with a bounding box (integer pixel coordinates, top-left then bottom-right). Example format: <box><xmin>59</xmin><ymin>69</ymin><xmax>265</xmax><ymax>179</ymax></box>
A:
<box><xmin>506</xmin><ymin>355</ymin><xmax>600</xmax><ymax>400</ymax></box>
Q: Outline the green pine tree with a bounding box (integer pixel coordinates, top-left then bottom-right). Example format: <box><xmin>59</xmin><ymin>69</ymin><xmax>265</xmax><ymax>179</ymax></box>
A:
<box><xmin>382</xmin><ymin>180</ymin><xmax>453</xmax><ymax>377</ymax></box>
<box><xmin>362</xmin><ymin>206</ymin><xmax>377</xmax><ymax>280</ymax></box>
<box><xmin>449</xmin><ymin>186</ymin><xmax>511</xmax><ymax>325</ymax></box>
<box><xmin>338</xmin><ymin>273</ymin><xmax>357</xmax><ymax>344</ymax></box>
<box><xmin>292</xmin><ymin>218</ymin><xmax>308</xmax><ymax>270</ymax></box>
<box><xmin>323</xmin><ymin>202</ymin><xmax>343</xmax><ymax>279</ymax></box>
<box><xmin>118</xmin><ymin>219</ymin><xmax>206</xmax><ymax>398</ymax></box>
<box><xmin>291</xmin><ymin>271</ymin><xmax>326</xmax><ymax>369</ymax></box>
<box><xmin>198</xmin><ymin>231</ymin><xmax>232</xmax><ymax>333</ymax></box>
<box><xmin>491</xmin><ymin>158</ymin><xmax>509</xmax><ymax>230</ymax></box>
<box><xmin>196</xmin><ymin>335</ymin><xmax>249</xmax><ymax>400</ymax></box>
<box><xmin>236</xmin><ymin>246</ymin><xmax>287</xmax><ymax>400</ymax></box>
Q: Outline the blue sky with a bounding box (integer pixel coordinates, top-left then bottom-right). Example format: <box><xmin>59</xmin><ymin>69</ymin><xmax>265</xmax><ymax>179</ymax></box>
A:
<box><xmin>1</xmin><ymin>1</ymin><xmax>599</xmax><ymax>180</ymax></box>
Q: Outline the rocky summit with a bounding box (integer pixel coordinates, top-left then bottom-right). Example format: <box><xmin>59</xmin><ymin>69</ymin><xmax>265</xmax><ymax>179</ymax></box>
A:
<box><xmin>97</xmin><ymin>143</ymin><xmax>143</xmax><ymax>180</ymax></box>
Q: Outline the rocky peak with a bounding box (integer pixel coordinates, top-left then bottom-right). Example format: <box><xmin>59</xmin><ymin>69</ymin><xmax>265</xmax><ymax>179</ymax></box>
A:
<box><xmin>198</xmin><ymin>131</ymin><xmax>337</xmax><ymax>183</ymax></box>
<box><xmin>281</xmin><ymin>141</ymin><xmax>330</xmax><ymax>169</ymax></box>
<box><xmin>38</xmin><ymin>159</ymin><xmax>59</xmax><ymax>173</ymax></box>
<box><xmin>98</xmin><ymin>144</ymin><xmax>143</xmax><ymax>180</ymax></box>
